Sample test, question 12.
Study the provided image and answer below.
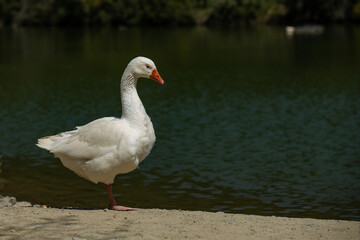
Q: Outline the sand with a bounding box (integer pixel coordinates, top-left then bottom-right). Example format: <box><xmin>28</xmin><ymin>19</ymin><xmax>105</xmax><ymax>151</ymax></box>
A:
<box><xmin>1</xmin><ymin>201</ymin><xmax>359</xmax><ymax>240</ymax></box>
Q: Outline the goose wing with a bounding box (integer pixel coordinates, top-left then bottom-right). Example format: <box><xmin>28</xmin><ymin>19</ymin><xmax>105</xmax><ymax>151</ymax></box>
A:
<box><xmin>38</xmin><ymin>117</ymin><xmax>128</xmax><ymax>161</ymax></box>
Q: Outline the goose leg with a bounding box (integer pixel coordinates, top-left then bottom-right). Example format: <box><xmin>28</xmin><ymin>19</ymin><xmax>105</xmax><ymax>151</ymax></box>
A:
<box><xmin>104</xmin><ymin>184</ymin><xmax>136</xmax><ymax>211</ymax></box>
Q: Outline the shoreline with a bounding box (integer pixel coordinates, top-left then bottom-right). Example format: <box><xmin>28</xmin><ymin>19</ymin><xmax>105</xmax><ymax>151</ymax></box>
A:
<box><xmin>1</xmin><ymin>196</ymin><xmax>359</xmax><ymax>240</ymax></box>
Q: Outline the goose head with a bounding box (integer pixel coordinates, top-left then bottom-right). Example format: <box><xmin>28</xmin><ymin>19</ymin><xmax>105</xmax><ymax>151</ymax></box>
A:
<box><xmin>128</xmin><ymin>56</ymin><xmax>164</xmax><ymax>85</ymax></box>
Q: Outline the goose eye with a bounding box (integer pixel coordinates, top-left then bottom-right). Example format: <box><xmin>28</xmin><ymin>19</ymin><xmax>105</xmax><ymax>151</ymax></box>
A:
<box><xmin>146</xmin><ymin>64</ymin><xmax>151</xmax><ymax>69</ymax></box>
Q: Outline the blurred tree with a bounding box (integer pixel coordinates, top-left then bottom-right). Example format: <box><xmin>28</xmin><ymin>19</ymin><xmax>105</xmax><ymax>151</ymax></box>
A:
<box><xmin>139</xmin><ymin>0</ymin><xmax>195</xmax><ymax>26</ymax></box>
<box><xmin>0</xmin><ymin>0</ymin><xmax>21</xmax><ymax>26</ymax></box>
<box><xmin>353</xmin><ymin>0</ymin><xmax>360</xmax><ymax>21</ymax></box>
<box><xmin>51</xmin><ymin>0</ymin><xmax>85</xmax><ymax>26</ymax></box>
<box><xmin>13</xmin><ymin>0</ymin><xmax>28</xmax><ymax>26</ymax></box>
<box><xmin>0</xmin><ymin>0</ymin><xmax>358</xmax><ymax>27</ymax></box>
<box><xmin>207</xmin><ymin>0</ymin><xmax>287</xmax><ymax>26</ymax></box>
<box><xmin>284</xmin><ymin>0</ymin><xmax>357</xmax><ymax>24</ymax></box>
<box><xmin>110</xmin><ymin>0</ymin><xmax>142</xmax><ymax>26</ymax></box>
<box><xmin>206</xmin><ymin>0</ymin><xmax>244</xmax><ymax>26</ymax></box>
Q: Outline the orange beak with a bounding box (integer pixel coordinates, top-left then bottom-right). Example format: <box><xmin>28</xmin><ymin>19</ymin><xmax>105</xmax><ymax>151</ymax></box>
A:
<box><xmin>150</xmin><ymin>68</ymin><xmax>164</xmax><ymax>85</ymax></box>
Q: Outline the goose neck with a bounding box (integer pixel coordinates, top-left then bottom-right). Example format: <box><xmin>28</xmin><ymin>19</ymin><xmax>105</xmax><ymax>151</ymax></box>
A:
<box><xmin>120</xmin><ymin>70</ymin><xmax>146</xmax><ymax>120</ymax></box>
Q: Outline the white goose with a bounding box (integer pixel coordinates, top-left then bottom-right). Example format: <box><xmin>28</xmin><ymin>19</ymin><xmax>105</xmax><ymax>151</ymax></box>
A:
<box><xmin>37</xmin><ymin>56</ymin><xmax>164</xmax><ymax>211</ymax></box>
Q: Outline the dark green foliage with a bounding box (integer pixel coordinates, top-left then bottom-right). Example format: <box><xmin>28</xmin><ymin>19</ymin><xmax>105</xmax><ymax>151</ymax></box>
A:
<box><xmin>206</xmin><ymin>0</ymin><xmax>245</xmax><ymax>26</ymax></box>
<box><xmin>139</xmin><ymin>0</ymin><xmax>195</xmax><ymax>26</ymax></box>
<box><xmin>0</xmin><ymin>0</ymin><xmax>22</xmax><ymax>25</ymax></box>
<box><xmin>284</xmin><ymin>0</ymin><xmax>359</xmax><ymax>24</ymax></box>
<box><xmin>208</xmin><ymin>0</ymin><xmax>360</xmax><ymax>26</ymax></box>
<box><xmin>0</xmin><ymin>0</ymin><xmax>359</xmax><ymax>27</ymax></box>
<box><xmin>51</xmin><ymin>0</ymin><xmax>85</xmax><ymax>26</ymax></box>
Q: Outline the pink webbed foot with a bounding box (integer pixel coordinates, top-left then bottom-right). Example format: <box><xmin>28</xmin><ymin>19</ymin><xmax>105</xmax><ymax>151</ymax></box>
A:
<box><xmin>110</xmin><ymin>205</ymin><xmax>137</xmax><ymax>211</ymax></box>
<box><xmin>104</xmin><ymin>184</ymin><xmax>136</xmax><ymax>211</ymax></box>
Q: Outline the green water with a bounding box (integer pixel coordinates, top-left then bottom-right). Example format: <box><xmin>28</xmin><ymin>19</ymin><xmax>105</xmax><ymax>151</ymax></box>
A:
<box><xmin>0</xmin><ymin>26</ymin><xmax>359</xmax><ymax>220</ymax></box>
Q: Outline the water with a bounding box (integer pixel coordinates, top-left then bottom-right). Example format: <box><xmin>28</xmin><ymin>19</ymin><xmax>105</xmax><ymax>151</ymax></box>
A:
<box><xmin>0</xmin><ymin>26</ymin><xmax>359</xmax><ymax>220</ymax></box>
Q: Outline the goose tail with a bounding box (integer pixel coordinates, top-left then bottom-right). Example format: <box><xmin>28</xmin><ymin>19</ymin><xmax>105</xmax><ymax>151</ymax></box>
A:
<box><xmin>36</xmin><ymin>135</ymin><xmax>56</xmax><ymax>150</ymax></box>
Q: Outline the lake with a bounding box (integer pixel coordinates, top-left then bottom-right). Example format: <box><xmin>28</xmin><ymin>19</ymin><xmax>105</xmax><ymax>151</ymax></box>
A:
<box><xmin>0</xmin><ymin>26</ymin><xmax>359</xmax><ymax>220</ymax></box>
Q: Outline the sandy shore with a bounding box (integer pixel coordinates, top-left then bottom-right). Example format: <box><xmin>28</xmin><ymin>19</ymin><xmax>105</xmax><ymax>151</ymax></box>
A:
<box><xmin>0</xmin><ymin>197</ymin><xmax>359</xmax><ymax>240</ymax></box>
<box><xmin>1</xmin><ymin>208</ymin><xmax>359</xmax><ymax>239</ymax></box>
